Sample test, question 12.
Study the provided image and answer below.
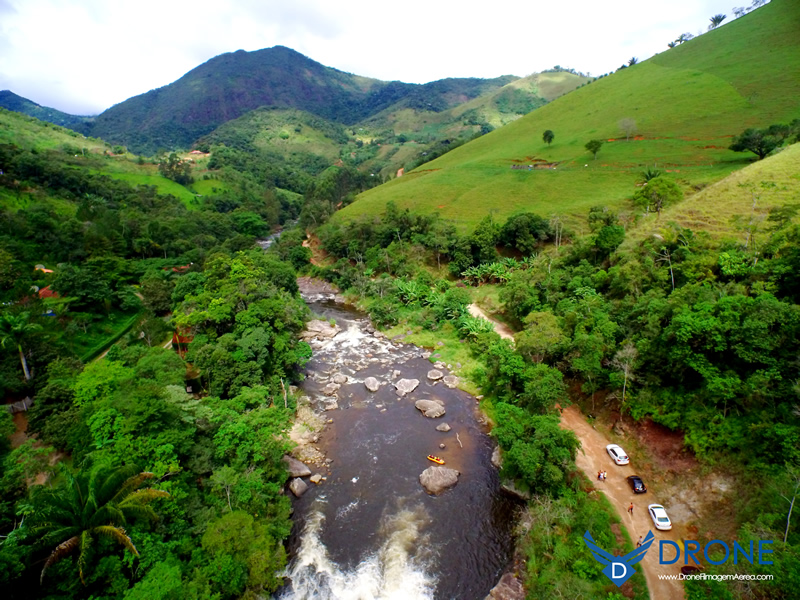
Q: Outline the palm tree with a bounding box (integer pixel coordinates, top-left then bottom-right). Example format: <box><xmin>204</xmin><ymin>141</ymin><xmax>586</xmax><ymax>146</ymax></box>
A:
<box><xmin>709</xmin><ymin>14</ymin><xmax>727</xmax><ymax>29</ymax></box>
<box><xmin>628</xmin><ymin>57</ymin><xmax>639</xmax><ymax>66</ymax></box>
<box><xmin>30</xmin><ymin>463</ymin><xmax>169</xmax><ymax>584</ymax></box>
<box><xmin>0</xmin><ymin>311</ymin><xmax>42</xmax><ymax>381</ymax></box>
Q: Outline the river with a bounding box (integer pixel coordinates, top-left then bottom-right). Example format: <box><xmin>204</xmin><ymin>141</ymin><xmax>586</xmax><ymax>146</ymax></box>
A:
<box><xmin>275</xmin><ymin>286</ymin><xmax>518</xmax><ymax>600</ymax></box>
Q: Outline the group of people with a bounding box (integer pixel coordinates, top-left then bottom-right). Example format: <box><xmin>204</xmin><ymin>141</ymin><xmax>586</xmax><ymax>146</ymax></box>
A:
<box><xmin>595</xmin><ymin>471</ymin><xmax>641</xmax><ymax>547</ymax></box>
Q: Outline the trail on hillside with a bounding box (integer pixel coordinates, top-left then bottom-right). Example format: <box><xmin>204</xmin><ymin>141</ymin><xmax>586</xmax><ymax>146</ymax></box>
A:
<box><xmin>467</xmin><ymin>304</ymin><xmax>515</xmax><ymax>341</ymax></box>
<box><xmin>560</xmin><ymin>406</ymin><xmax>685</xmax><ymax>600</ymax></box>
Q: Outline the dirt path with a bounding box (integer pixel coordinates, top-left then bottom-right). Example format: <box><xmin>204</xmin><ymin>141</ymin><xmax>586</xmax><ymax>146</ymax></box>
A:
<box><xmin>467</xmin><ymin>304</ymin><xmax>516</xmax><ymax>341</ymax></box>
<box><xmin>560</xmin><ymin>406</ymin><xmax>685</xmax><ymax>600</ymax></box>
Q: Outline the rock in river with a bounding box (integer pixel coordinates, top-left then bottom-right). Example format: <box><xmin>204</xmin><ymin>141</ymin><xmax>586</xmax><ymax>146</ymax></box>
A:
<box><xmin>322</xmin><ymin>382</ymin><xmax>341</xmax><ymax>396</ymax></box>
<box><xmin>443</xmin><ymin>375</ymin><xmax>459</xmax><ymax>389</ymax></box>
<box><xmin>436</xmin><ymin>422</ymin><xmax>452</xmax><ymax>432</ymax></box>
<box><xmin>394</xmin><ymin>378</ymin><xmax>420</xmax><ymax>396</ymax></box>
<box><xmin>289</xmin><ymin>478</ymin><xmax>309</xmax><ymax>497</ymax></box>
<box><xmin>332</xmin><ymin>373</ymin><xmax>348</xmax><ymax>385</ymax></box>
<box><xmin>415</xmin><ymin>399</ymin><xmax>446</xmax><ymax>418</ymax></box>
<box><xmin>282</xmin><ymin>455</ymin><xmax>312</xmax><ymax>478</ymax></box>
<box><xmin>364</xmin><ymin>377</ymin><xmax>380</xmax><ymax>392</ymax></box>
<box><xmin>300</xmin><ymin>319</ymin><xmax>341</xmax><ymax>342</ymax></box>
<box><xmin>420</xmin><ymin>466</ymin><xmax>460</xmax><ymax>494</ymax></box>
<box><xmin>485</xmin><ymin>573</ymin><xmax>525</xmax><ymax>600</ymax></box>
<box><xmin>491</xmin><ymin>446</ymin><xmax>502</xmax><ymax>468</ymax></box>
<box><xmin>427</xmin><ymin>369</ymin><xmax>444</xmax><ymax>380</ymax></box>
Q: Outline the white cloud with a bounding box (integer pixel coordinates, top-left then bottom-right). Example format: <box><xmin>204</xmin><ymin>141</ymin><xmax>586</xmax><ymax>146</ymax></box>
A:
<box><xmin>0</xmin><ymin>0</ymin><xmax>753</xmax><ymax>115</ymax></box>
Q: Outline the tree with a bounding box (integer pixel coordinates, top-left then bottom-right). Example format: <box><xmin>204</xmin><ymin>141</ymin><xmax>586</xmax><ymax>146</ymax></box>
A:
<box><xmin>0</xmin><ymin>311</ymin><xmax>42</xmax><ymax>381</ymax></box>
<box><xmin>619</xmin><ymin>118</ymin><xmax>637</xmax><ymax>141</ymax></box>
<box><xmin>632</xmin><ymin>176</ymin><xmax>683</xmax><ymax>217</ymax></box>
<box><xmin>515</xmin><ymin>311</ymin><xmax>565</xmax><ymax>363</ymax></box>
<box><xmin>542</xmin><ymin>130</ymin><xmax>554</xmax><ymax>146</ymax></box>
<box><xmin>676</xmin><ymin>32</ymin><xmax>694</xmax><ymax>44</ymax></box>
<box><xmin>627</xmin><ymin>57</ymin><xmax>639</xmax><ymax>66</ymax></box>
<box><xmin>709</xmin><ymin>14</ymin><xmax>727</xmax><ymax>29</ymax></box>
<box><xmin>30</xmin><ymin>463</ymin><xmax>169</xmax><ymax>584</ymax></box>
<box><xmin>611</xmin><ymin>342</ymin><xmax>638</xmax><ymax>408</ymax></box>
<box><xmin>585</xmin><ymin>139</ymin><xmax>603</xmax><ymax>160</ymax></box>
<box><xmin>158</xmin><ymin>153</ymin><xmax>193</xmax><ymax>185</ymax></box>
<box><xmin>729</xmin><ymin>127</ymin><xmax>784</xmax><ymax>160</ymax></box>
<box><xmin>780</xmin><ymin>465</ymin><xmax>800</xmax><ymax>543</ymax></box>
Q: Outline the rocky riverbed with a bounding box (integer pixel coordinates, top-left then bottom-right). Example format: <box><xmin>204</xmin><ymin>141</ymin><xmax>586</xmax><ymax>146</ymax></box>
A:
<box><xmin>275</xmin><ymin>281</ymin><xmax>522</xmax><ymax>600</ymax></box>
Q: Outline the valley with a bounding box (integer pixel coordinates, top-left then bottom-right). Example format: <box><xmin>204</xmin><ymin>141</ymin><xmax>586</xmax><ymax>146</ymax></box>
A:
<box><xmin>1</xmin><ymin>1</ymin><xmax>799</xmax><ymax>599</ymax></box>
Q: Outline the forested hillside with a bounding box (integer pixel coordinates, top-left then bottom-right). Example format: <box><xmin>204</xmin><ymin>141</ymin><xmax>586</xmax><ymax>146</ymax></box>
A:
<box><xmin>0</xmin><ymin>109</ymin><xmax>319</xmax><ymax>599</ymax></box>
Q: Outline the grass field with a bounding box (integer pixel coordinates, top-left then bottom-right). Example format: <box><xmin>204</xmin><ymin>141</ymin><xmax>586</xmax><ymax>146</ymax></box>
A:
<box><xmin>337</xmin><ymin>0</ymin><xmax>800</xmax><ymax>232</ymax></box>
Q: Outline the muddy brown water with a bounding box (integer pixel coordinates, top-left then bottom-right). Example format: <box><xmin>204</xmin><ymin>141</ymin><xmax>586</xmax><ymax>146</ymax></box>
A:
<box><xmin>275</xmin><ymin>296</ymin><xmax>518</xmax><ymax>600</ymax></box>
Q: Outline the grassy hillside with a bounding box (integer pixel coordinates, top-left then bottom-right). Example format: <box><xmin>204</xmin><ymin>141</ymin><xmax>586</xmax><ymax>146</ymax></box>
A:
<box><xmin>0</xmin><ymin>109</ymin><xmax>198</xmax><ymax>210</ymax></box>
<box><xmin>624</xmin><ymin>142</ymin><xmax>800</xmax><ymax>248</ymax></box>
<box><xmin>339</xmin><ymin>0</ymin><xmax>800</xmax><ymax>232</ymax></box>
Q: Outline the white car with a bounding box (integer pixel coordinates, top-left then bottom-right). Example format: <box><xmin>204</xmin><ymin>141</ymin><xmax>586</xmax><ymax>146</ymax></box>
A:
<box><xmin>648</xmin><ymin>504</ymin><xmax>673</xmax><ymax>530</ymax></box>
<box><xmin>606</xmin><ymin>444</ymin><xmax>629</xmax><ymax>465</ymax></box>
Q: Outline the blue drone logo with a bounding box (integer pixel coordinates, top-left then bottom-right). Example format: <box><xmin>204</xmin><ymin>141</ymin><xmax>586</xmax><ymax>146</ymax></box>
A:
<box><xmin>583</xmin><ymin>530</ymin><xmax>655</xmax><ymax>587</ymax></box>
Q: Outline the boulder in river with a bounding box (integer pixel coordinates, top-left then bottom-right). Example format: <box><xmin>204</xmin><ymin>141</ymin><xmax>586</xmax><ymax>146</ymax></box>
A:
<box><xmin>289</xmin><ymin>478</ymin><xmax>309</xmax><ymax>497</ymax></box>
<box><xmin>427</xmin><ymin>369</ymin><xmax>444</xmax><ymax>381</ymax></box>
<box><xmin>364</xmin><ymin>377</ymin><xmax>380</xmax><ymax>392</ymax></box>
<box><xmin>486</xmin><ymin>573</ymin><xmax>525</xmax><ymax>600</ymax></box>
<box><xmin>300</xmin><ymin>319</ymin><xmax>341</xmax><ymax>342</ymax></box>
<box><xmin>443</xmin><ymin>375</ymin><xmax>459</xmax><ymax>389</ymax></box>
<box><xmin>436</xmin><ymin>422</ymin><xmax>452</xmax><ymax>432</ymax></box>
<box><xmin>332</xmin><ymin>373</ymin><xmax>348</xmax><ymax>385</ymax></box>
<box><xmin>491</xmin><ymin>446</ymin><xmax>502</xmax><ymax>468</ymax></box>
<box><xmin>420</xmin><ymin>466</ymin><xmax>460</xmax><ymax>494</ymax></box>
<box><xmin>322</xmin><ymin>382</ymin><xmax>341</xmax><ymax>396</ymax></box>
<box><xmin>310</xmin><ymin>473</ymin><xmax>323</xmax><ymax>484</ymax></box>
<box><xmin>415</xmin><ymin>399</ymin><xmax>446</xmax><ymax>418</ymax></box>
<box><xmin>394</xmin><ymin>378</ymin><xmax>420</xmax><ymax>396</ymax></box>
<box><xmin>500</xmin><ymin>479</ymin><xmax>531</xmax><ymax>501</ymax></box>
<box><xmin>282</xmin><ymin>455</ymin><xmax>312</xmax><ymax>478</ymax></box>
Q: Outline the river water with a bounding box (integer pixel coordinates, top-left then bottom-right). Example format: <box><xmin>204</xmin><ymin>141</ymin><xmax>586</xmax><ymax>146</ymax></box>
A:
<box><xmin>275</xmin><ymin>290</ymin><xmax>518</xmax><ymax>600</ymax></box>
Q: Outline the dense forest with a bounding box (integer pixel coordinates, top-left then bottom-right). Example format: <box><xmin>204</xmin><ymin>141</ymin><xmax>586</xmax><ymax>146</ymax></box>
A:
<box><xmin>0</xmin><ymin>127</ymin><xmax>335</xmax><ymax>599</ymax></box>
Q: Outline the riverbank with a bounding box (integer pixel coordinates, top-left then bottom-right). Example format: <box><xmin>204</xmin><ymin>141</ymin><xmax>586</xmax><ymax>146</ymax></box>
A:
<box><xmin>279</xmin><ymin>278</ymin><xmax>521</xmax><ymax>599</ymax></box>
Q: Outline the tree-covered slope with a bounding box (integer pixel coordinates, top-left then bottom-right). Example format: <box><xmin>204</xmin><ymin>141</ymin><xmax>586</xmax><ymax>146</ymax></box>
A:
<box><xmin>339</xmin><ymin>0</ymin><xmax>800</xmax><ymax>231</ymax></box>
<box><xmin>89</xmin><ymin>46</ymin><xmax>518</xmax><ymax>155</ymax></box>
<box><xmin>0</xmin><ymin>91</ymin><xmax>94</xmax><ymax>134</ymax></box>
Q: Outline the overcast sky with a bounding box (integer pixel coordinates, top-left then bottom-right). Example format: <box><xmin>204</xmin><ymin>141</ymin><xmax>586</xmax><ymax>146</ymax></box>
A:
<box><xmin>0</xmin><ymin>0</ymin><xmax>757</xmax><ymax>115</ymax></box>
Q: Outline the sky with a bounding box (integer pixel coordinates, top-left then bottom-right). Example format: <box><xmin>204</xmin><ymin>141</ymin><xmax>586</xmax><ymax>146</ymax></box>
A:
<box><xmin>0</xmin><ymin>0</ymin><xmax>759</xmax><ymax>115</ymax></box>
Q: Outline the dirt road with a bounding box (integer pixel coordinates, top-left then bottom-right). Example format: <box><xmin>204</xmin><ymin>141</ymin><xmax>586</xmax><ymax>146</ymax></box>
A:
<box><xmin>560</xmin><ymin>406</ymin><xmax>685</xmax><ymax>600</ymax></box>
<box><xmin>467</xmin><ymin>304</ymin><xmax>516</xmax><ymax>341</ymax></box>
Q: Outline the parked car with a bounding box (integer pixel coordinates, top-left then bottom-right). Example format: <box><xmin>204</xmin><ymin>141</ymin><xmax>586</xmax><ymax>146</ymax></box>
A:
<box><xmin>627</xmin><ymin>475</ymin><xmax>647</xmax><ymax>493</ymax></box>
<box><xmin>648</xmin><ymin>504</ymin><xmax>672</xmax><ymax>530</ymax></box>
<box><xmin>606</xmin><ymin>444</ymin><xmax>630</xmax><ymax>465</ymax></box>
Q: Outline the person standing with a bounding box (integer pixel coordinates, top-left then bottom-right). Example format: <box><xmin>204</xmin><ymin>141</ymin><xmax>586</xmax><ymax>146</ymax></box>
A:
<box><xmin>636</xmin><ymin>536</ymin><xmax>643</xmax><ymax>548</ymax></box>
<box><xmin>628</xmin><ymin>502</ymin><xmax>634</xmax><ymax>516</ymax></box>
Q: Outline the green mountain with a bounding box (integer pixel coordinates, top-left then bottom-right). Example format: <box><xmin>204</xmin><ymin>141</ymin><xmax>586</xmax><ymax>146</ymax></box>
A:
<box><xmin>89</xmin><ymin>46</ymin><xmax>518</xmax><ymax>155</ymax></box>
<box><xmin>338</xmin><ymin>0</ymin><xmax>800</xmax><ymax>231</ymax></box>
<box><xmin>0</xmin><ymin>90</ymin><xmax>94</xmax><ymax>134</ymax></box>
